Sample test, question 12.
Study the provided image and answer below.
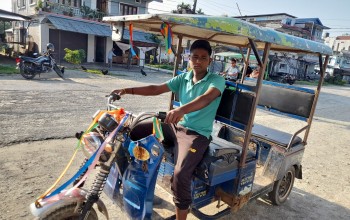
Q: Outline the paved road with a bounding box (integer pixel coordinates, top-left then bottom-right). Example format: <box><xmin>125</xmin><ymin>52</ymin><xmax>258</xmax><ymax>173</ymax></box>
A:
<box><xmin>0</xmin><ymin>70</ymin><xmax>349</xmax><ymax>220</ymax></box>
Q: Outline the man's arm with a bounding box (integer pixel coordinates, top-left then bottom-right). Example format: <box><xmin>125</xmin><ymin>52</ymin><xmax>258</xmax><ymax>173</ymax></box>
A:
<box><xmin>112</xmin><ymin>83</ymin><xmax>170</xmax><ymax>96</ymax></box>
<box><xmin>165</xmin><ymin>87</ymin><xmax>221</xmax><ymax>124</ymax></box>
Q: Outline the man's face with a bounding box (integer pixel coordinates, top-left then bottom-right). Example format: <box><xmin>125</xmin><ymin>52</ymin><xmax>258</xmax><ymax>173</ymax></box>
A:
<box><xmin>231</xmin><ymin>61</ymin><xmax>236</xmax><ymax>67</ymax></box>
<box><xmin>189</xmin><ymin>48</ymin><xmax>211</xmax><ymax>74</ymax></box>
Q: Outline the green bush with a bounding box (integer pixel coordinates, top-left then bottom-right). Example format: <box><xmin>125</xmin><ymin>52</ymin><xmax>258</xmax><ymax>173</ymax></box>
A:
<box><xmin>324</xmin><ymin>75</ymin><xmax>347</xmax><ymax>86</ymax></box>
<box><xmin>63</xmin><ymin>48</ymin><xmax>86</xmax><ymax>65</ymax></box>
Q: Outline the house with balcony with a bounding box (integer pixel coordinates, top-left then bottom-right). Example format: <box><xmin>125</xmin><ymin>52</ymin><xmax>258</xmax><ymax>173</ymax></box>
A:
<box><xmin>234</xmin><ymin>13</ymin><xmax>330</xmax><ymax>79</ymax></box>
<box><xmin>11</xmin><ymin>0</ymin><xmax>162</xmax><ymax>63</ymax></box>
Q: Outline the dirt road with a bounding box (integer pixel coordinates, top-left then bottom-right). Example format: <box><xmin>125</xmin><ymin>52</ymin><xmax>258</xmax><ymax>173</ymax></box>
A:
<box><xmin>0</xmin><ymin>70</ymin><xmax>349</xmax><ymax>220</ymax></box>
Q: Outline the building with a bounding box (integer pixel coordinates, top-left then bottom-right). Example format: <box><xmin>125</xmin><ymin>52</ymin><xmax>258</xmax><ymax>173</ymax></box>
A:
<box><xmin>235</xmin><ymin>13</ymin><xmax>329</xmax><ymax>43</ymax></box>
<box><xmin>324</xmin><ymin>35</ymin><xmax>350</xmax><ymax>54</ymax></box>
<box><xmin>234</xmin><ymin>13</ymin><xmax>330</xmax><ymax>79</ymax></box>
<box><xmin>10</xmin><ymin>0</ymin><xmax>162</xmax><ymax>63</ymax></box>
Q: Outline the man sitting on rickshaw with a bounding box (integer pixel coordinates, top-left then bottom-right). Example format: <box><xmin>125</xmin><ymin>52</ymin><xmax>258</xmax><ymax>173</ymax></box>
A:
<box><xmin>111</xmin><ymin>39</ymin><xmax>225</xmax><ymax>220</ymax></box>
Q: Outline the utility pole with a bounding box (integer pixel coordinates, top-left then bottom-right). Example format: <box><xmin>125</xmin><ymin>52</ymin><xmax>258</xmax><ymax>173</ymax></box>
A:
<box><xmin>192</xmin><ymin>0</ymin><xmax>197</xmax><ymax>14</ymax></box>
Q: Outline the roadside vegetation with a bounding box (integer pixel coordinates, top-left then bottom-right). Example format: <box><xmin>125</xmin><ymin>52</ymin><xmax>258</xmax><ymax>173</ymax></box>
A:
<box><xmin>0</xmin><ymin>64</ymin><xmax>19</xmax><ymax>74</ymax></box>
<box><xmin>146</xmin><ymin>64</ymin><xmax>174</xmax><ymax>71</ymax></box>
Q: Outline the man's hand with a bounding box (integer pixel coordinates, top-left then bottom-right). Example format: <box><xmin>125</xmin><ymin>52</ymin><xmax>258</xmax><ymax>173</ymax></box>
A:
<box><xmin>165</xmin><ymin>108</ymin><xmax>185</xmax><ymax>124</ymax></box>
<box><xmin>111</xmin><ymin>88</ymin><xmax>126</xmax><ymax>96</ymax></box>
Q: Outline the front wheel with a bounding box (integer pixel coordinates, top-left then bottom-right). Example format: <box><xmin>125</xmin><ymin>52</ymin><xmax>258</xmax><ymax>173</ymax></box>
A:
<box><xmin>53</xmin><ymin>64</ymin><xmax>64</xmax><ymax>78</ymax></box>
<box><xmin>40</xmin><ymin>202</ymin><xmax>98</xmax><ymax>220</ymax></box>
<box><xmin>268</xmin><ymin>166</ymin><xmax>295</xmax><ymax>205</ymax></box>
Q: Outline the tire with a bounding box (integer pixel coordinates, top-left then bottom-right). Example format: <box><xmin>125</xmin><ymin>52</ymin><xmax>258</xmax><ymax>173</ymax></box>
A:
<box><xmin>20</xmin><ymin>62</ymin><xmax>36</xmax><ymax>80</ymax></box>
<box><xmin>53</xmin><ymin>64</ymin><xmax>64</xmax><ymax>78</ymax></box>
<box><xmin>40</xmin><ymin>202</ymin><xmax>98</xmax><ymax>220</ymax></box>
<box><xmin>268</xmin><ymin>166</ymin><xmax>295</xmax><ymax>205</ymax></box>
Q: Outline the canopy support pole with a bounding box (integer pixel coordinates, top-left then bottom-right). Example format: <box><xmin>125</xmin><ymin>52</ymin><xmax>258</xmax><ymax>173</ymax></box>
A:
<box><xmin>303</xmin><ymin>54</ymin><xmax>329</xmax><ymax>143</ymax></box>
<box><xmin>239</xmin><ymin>41</ymin><xmax>271</xmax><ymax>168</ymax></box>
<box><xmin>240</xmin><ymin>47</ymin><xmax>251</xmax><ymax>83</ymax></box>
<box><xmin>168</xmin><ymin>35</ymin><xmax>183</xmax><ymax>110</ymax></box>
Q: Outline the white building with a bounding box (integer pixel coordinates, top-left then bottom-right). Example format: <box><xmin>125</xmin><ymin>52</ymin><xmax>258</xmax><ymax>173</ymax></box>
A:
<box><xmin>10</xmin><ymin>0</ymin><xmax>161</xmax><ymax>63</ymax></box>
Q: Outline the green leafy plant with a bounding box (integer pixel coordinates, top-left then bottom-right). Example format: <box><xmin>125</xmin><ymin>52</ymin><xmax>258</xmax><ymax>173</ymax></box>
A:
<box><xmin>80</xmin><ymin>2</ymin><xmax>92</xmax><ymax>18</ymax></box>
<box><xmin>63</xmin><ymin>48</ymin><xmax>86</xmax><ymax>65</ymax></box>
<box><xmin>37</xmin><ymin>0</ymin><xmax>43</xmax><ymax>8</ymax></box>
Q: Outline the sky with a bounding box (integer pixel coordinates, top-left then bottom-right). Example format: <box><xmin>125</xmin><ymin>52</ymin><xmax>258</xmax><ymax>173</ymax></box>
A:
<box><xmin>1</xmin><ymin>0</ymin><xmax>349</xmax><ymax>36</ymax></box>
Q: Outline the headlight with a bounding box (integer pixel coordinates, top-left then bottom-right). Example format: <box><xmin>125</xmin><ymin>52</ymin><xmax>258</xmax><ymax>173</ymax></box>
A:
<box><xmin>81</xmin><ymin>132</ymin><xmax>104</xmax><ymax>158</ymax></box>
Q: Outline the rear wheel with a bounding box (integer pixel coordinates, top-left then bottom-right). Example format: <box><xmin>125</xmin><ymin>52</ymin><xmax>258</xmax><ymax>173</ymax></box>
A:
<box><xmin>40</xmin><ymin>202</ymin><xmax>98</xmax><ymax>220</ymax></box>
<box><xmin>20</xmin><ymin>62</ymin><xmax>36</xmax><ymax>80</ymax></box>
<box><xmin>53</xmin><ymin>64</ymin><xmax>64</xmax><ymax>78</ymax></box>
<box><xmin>268</xmin><ymin>166</ymin><xmax>295</xmax><ymax>205</ymax></box>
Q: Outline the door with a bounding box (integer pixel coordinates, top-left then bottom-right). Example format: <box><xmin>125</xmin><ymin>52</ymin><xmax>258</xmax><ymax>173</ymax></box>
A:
<box><xmin>49</xmin><ymin>29</ymin><xmax>88</xmax><ymax>63</ymax></box>
<box><xmin>95</xmin><ymin>36</ymin><xmax>106</xmax><ymax>63</ymax></box>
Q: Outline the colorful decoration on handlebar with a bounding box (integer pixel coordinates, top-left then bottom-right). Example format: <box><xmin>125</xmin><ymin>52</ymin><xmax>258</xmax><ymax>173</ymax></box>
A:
<box><xmin>129</xmin><ymin>23</ymin><xmax>139</xmax><ymax>59</ymax></box>
<box><xmin>34</xmin><ymin>111</ymin><xmax>128</xmax><ymax>207</ymax></box>
<box><xmin>160</xmin><ymin>22</ymin><xmax>173</xmax><ymax>54</ymax></box>
<box><xmin>152</xmin><ymin>117</ymin><xmax>164</xmax><ymax>141</ymax></box>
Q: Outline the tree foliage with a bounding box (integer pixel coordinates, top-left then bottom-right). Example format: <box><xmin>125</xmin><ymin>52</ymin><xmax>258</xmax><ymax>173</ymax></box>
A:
<box><xmin>63</xmin><ymin>48</ymin><xmax>86</xmax><ymax>65</ymax></box>
<box><xmin>0</xmin><ymin>21</ymin><xmax>11</xmax><ymax>34</ymax></box>
<box><xmin>171</xmin><ymin>2</ymin><xmax>204</xmax><ymax>14</ymax></box>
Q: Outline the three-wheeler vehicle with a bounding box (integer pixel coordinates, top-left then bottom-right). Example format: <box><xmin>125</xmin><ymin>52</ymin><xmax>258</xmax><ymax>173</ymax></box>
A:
<box><xmin>30</xmin><ymin>14</ymin><xmax>332</xmax><ymax>220</ymax></box>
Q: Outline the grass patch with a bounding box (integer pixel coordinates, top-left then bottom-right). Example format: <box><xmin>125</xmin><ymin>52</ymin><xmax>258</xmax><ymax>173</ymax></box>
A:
<box><xmin>295</xmin><ymin>80</ymin><xmax>326</xmax><ymax>86</ymax></box>
<box><xmin>147</xmin><ymin>64</ymin><xmax>174</xmax><ymax>71</ymax></box>
<box><xmin>0</xmin><ymin>64</ymin><xmax>19</xmax><ymax>74</ymax></box>
<box><xmin>86</xmin><ymin>69</ymin><xmax>103</xmax><ymax>75</ymax></box>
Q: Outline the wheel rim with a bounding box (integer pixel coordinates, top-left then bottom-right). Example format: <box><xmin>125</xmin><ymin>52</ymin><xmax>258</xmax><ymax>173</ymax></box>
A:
<box><xmin>278</xmin><ymin>170</ymin><xmax>293</xmax><ymax>200</ymax></box>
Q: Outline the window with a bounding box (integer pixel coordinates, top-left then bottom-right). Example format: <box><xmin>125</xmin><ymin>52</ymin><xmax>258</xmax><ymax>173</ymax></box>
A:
<box><xmin>29</xmin><ymin>0</ymin><xmax>35</xmax><ymax>4</ymax></box>
<box><xmin>120</xmin><ymin>3</ymin><xmax>137</xmax><ymax>15</ymax></box>
<box><xmin>17</xmin><ymin>0</ymin><xmax>26</xmax><ymax>8</ymax></box>
<box><xmin>279</xmin><ymin>63</ymin><xmax>287</xmax><ymax>71</ymax></box>
<box><xmin>135</xmin><ymin>0</ymin><xmax>141</xmax><ymax>3</ymax></box>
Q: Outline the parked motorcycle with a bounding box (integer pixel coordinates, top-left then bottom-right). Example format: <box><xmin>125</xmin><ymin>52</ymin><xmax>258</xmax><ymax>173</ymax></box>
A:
<box><xmin>269</xmin><ymin>72</ymin><xmax>296</xmax><ymax>85</ymax></box>
<box><xmin>16</xmin><ymin>43</ymin><xmax>64</xmax><ymax>79</ymax></box>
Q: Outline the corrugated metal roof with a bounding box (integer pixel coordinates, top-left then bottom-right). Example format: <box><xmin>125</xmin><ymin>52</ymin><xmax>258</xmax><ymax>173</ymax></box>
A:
<box><xmin>47</xmin><ymin>15</ymin><xmax>111</xmax><ymax>37</ymax></box>
<box><xmin>0</xmin><ymin>9</ymin><xmax>31</xmax><ymax>21</ymax></box>
<box><xmin>295</xmin><ymin>18</ymin><xmax>330</xmax><ymax>29</ymax></box>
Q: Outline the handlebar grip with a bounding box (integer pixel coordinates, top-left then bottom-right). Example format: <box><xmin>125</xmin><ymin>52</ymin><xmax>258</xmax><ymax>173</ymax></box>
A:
<box><xmin>157</xmin><ymin>112</ymin><xmax>167</xmax><ymax>122</ymax></box>
<box><xmin>111</xmin><ymin>93</ymin><xmax>121</xmax><ymax>101</ymax></box>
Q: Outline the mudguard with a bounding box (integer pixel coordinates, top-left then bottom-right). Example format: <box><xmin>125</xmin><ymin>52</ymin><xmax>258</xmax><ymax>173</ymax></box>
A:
<box><xmin>29</xmin><ymin>188</ymin><xmax>109</xmax><ymax>220</ymax></box>
<box><xmin>123</xmin><ymin>135</ymin><xmax>164</xmax><ymax>220</ymax></box>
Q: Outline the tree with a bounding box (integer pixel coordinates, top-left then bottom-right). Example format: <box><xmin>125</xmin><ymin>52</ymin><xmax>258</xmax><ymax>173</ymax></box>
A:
<box><xmin>0</xmin><ymin>21</ymin><xmax>11</xmax><ymax>35</ymax></box>
<box><xmin>172</xmin><ymin>2</ymin><xmax>192</xmax><ymax>14</ymax></box>
<box><xmin>196</xmin><ymin>8</ymin><xmax>204</xmax><ymax>15</ymax></box>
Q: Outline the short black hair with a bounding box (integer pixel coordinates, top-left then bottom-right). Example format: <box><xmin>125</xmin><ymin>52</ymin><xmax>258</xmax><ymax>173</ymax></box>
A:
<box><xmin>230</xmin><ymin>58</ymin><xmax>237</xmax><ymax>63</ymax></box>
<box><xmin>190</xmin><ymin>39</ymin><xmax>212</xmax><ymax>56</ymax></box>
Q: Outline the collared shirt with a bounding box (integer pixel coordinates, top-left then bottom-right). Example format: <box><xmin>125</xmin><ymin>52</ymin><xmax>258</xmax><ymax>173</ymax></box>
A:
<box><xmin>166</xmin><ymin>71</ymin><xmax>225</xmax><ymax>138</ymax></box>
<box><xmin>225</xmin><ymin>66</ymin><xmax>240</xmax><ymax>80</ymax></box>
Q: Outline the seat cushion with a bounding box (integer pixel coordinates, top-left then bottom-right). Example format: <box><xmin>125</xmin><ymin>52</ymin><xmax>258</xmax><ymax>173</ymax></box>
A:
<box><xmin>252</xmin><ymin>124</ymin><xmax>302</xmax><ymax>147</ymax></box>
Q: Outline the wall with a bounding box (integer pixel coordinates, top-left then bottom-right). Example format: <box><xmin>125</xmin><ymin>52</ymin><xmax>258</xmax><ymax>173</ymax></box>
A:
<box><xmin>87</xmin><ymin>34</ymin><xmax>95</xmax><ymax>62</ymax></box>
<box><xmin>13</xmin><ymin>0</ymin><xmax>37</xmax><ymax>16</ymax></box>
<box><xmin>105</xmin><ymin>37</ymin><xmax>113</xmax><ymax>63</ymax></box>
<box><xmin>40</xmin><ymin>22</ymin><xmax>50</xmax><ymax>53</ymax></box>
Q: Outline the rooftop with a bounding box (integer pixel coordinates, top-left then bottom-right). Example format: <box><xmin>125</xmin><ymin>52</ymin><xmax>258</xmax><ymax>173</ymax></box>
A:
<box><xmin>234</xmin><ymin>13</ymin><xmax>296</xmax><ymax>19</ymax></box>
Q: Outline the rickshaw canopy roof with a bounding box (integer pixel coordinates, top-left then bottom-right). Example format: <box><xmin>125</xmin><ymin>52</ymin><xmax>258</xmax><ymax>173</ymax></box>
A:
<box><xmin>103</xmin><ymin>13</ymin><xmax>332</xmax><ymax>56</ymax></box>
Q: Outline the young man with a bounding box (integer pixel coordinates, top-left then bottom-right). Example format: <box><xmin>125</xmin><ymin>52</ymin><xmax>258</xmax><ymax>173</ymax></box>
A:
<box><xmin>107</xmin><ymin>48</ymin><xmax>116</xmax><ymax>68</ymax></box>
<box><xmin>221</xmin><ymin>57</ymin><xmax>240</xmax><ymax>81</ymax></box>
<box><xmin>111</xmin><ymin>39</ymin><xmax>225</xmax><ymax>220</ymax></box>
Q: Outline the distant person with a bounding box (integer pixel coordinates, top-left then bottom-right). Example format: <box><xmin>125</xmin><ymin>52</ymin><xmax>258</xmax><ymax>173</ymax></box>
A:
<box><xmin>241</xmin><ymin>64</ymin><xmax>253</xmax><ymax>77</ymax></box>
<box><xmin>250</xmin><ymin>64</ymin><xmax>261</xmax><ymax>78</ymax></box>
<box><xmin>107</xmin><ymin>48</ymin><xmax>116</xmax><ymax>68</ymax></box>
<box><xmin>220</xmin><ymin>58</ymin><xmax>240</xmax><ymax>81</ymax></box>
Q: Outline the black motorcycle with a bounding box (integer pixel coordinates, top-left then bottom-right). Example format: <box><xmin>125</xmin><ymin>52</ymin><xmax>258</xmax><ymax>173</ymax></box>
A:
<box><xmin>16</xmin><ymin>43</ymin><xmax>64</xmax><ymax>79</ymax></box>
<box><xmin>269</xmin><ymin>72</ymin><xmax>296</xmax><ymax>85</ymax></box>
